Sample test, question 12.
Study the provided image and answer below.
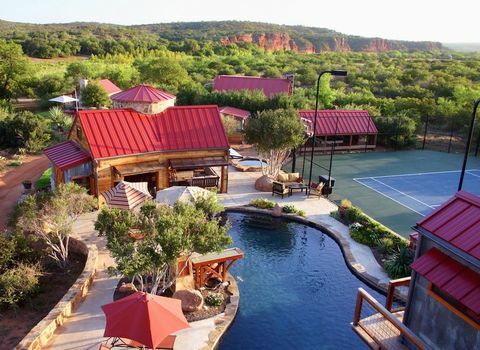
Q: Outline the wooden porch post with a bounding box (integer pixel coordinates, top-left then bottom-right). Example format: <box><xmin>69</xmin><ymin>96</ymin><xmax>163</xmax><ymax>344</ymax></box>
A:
<box><xmin>220</xmin><ymin>165</ymin><xmax>228</xmax><ymax>193</ymax></box>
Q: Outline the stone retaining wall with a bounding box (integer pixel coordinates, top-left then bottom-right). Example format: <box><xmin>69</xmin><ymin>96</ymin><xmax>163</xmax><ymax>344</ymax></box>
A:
<box><xmin>201</xmin><ymin>274</ymin><xmax>240</xmax><ymax>350</ymax></box>
<box><xmin>15</xmin><ymin>239</ymin><xmax>98</xmax><ymax>350</ymax></box>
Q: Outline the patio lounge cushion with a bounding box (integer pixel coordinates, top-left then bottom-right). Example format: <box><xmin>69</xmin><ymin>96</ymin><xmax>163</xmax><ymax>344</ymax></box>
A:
<box><xmin>288</xmin><ymin>172</ymin><xmax>300</xmax><ymax>182</ymax></box>
<box><xmin>278</xmin><ymin>172</ymin><xmax>289</xmax><ymax>182</ymax></box>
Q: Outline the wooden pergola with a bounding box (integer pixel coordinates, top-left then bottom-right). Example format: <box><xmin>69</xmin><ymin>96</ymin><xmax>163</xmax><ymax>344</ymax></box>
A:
<box><xmin>191</xmin><ymin>248</ymin><xmax>244</xmax><ymax>289</ymax></box>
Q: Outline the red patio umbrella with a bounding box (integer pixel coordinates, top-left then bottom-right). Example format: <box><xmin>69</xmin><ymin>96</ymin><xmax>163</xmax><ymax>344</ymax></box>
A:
<box><xmin>101</xmin><ymin>291</ymin><xmax>190</xmax><ymax>348</ymax></box>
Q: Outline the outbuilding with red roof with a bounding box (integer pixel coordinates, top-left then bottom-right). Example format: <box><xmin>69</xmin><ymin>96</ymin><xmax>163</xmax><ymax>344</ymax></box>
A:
<box><xmin>352</xmin><ymin>191</ymin><xmax>480</xmax><ymax>350</ymax></box>
<box><xmin>45</xmin><ymin>105</ymin><xmax>230</xmax><ymax>199</ymax></box>
<box><xmin>407</xmin><ymin>191</ymin><xmax>480</xmax><ymax>348</ymax></box>
<box><xmin>219</xmin><ymin>106</ymin><xmax>251</xmax><ymax>144</ymax></box>
<box><xmin>111</xmin><ymin>84</ymin><xmax>176</xmax><ymax>114</ymax></box>
<box><xmin>98</xmin><ymin>79</ymin><xmax>122</xmax><ymax>96</ymax></box>
<box><xmin>299</xmin><ymin>110</ymin><xmax>378</xmax><ymax>151</ymax></box>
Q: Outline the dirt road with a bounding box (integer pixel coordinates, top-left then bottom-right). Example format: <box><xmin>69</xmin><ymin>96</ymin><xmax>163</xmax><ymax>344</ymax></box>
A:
<box><xmin>0</xmin><ymin>155</ymin><xmax>50</xmax><ymax>230</ymax></box>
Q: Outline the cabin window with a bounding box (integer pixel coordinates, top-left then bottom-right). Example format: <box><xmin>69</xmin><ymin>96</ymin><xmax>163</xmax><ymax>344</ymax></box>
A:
<box><xmin>76</xmin><ymin>126</ymin><xmax>82</xmax><ymax>140</ymax></box>
<box><xmin>428</xmin><ymin>283</ymin><xmax>480</xmax><ymax>329</ymax></box>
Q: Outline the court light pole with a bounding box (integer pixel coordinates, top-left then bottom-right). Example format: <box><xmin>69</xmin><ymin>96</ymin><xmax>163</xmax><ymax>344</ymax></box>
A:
<box><xmin>307</xmin><ymin>70</ymin><xmax>347</xmax><ymax>188</ymax></box>
<box><xmin>458</xmin><ymin>98</ymin><xmax>480</xmax><ymax>191</ymax></box>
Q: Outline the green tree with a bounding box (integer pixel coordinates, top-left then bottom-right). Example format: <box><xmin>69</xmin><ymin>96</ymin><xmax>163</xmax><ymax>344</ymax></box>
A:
<box><xmin>95</xmin><ymin>200</ymin><xmax>232</xmax><ymax>294</ymax></box>
<box><xmin>16</xmin><ymin>183</ymin><xmax>96</xmax><ymax>269</ymax></box>
<box><xmin>0</xmin><ymin>40</ymin><xmax>31</xmax><ymax>99</ymax></box>
<box><xmin>135</xmin><ymin>57</ymin><xmax>190</xmax><ymax>92</ymax></box>
<box><xmin>81</xmin><ymin>82</ymin><xmax>111</xmax><ymax>108</ymax></box>
<box><xmin>244</xmin><ymin>109</ymin><xmax>306</xmax><ymax>178</ymax></box>
<box><xmin>0</xmin><ymin>111</ymin><xmax>51</xmax><ymax>152</ymax></box>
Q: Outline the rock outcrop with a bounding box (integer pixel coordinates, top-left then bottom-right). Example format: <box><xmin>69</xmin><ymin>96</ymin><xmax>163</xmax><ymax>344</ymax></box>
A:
<box><xmin>220</xmin><ymin>32</ymin><xmax>443</xmax><ymax>53</ymax></box>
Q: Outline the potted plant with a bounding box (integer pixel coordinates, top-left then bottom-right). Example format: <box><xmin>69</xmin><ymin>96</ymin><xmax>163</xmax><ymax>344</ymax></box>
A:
<box><xmin>22</xmin><ymin>180</ymin><xmax>32</xmax><ymax>190</ymax></box>
<box><xmin>338</xmin><ymin>199</ymin><xmax>352</xmax><ymax>219</ymax></box>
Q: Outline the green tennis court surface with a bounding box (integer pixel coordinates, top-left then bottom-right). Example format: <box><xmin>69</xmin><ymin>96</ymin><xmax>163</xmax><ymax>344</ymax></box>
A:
<box><xmin>288</xmin><ymin>150</ymin><xmax>480</xmax><ymax>237</ymax></box>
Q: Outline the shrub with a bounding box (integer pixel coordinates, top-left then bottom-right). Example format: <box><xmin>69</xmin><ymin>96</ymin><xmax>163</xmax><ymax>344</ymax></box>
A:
<box><xmin>384</xmin><ymin>247</ymin><xmax>413</xmax><ymax>279</ymax></box>
<box><xmin>377</xmin><ymin>237</ymin><xmax>395</xmax><ymax>255</ymax></box>
<box><xmin>344</xmin><ymin>206</ymin><xmax>364</xmax><ymax>225</ymax></box>
<box><xmin>0</xmin><ymin>234</ymin><xmax>15</xmax><ymax>272</ymax></box>
<box><xmin>205</xmin><ymin>292</ymin><xmax>224</xmax><ymax>307</ymax></box>
<box><xmin>282</xmin><ymin>204</ymin><xmax>297</xmax><ymax>214</ymax></box>
<box><xmin>0</xmin><ymin>263</ymin><xmax>41</xmax><ymax>308</ymax></box>
<box><xmin>340</xmin><ymin>199</ymin><xmax>352</xmax><ymax>208</ymax></box>
<box><xmin>349</xmin><ymin>222</ymin><xmax>383</xmax><ymax>247</ymax></box>
<box><xmin>249</xmin><ymin>198</ymin><xmax>276</xmax><ymax>209</ymax></box>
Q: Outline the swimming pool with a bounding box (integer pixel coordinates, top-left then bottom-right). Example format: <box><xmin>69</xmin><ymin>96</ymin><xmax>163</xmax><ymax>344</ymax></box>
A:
<box><xmin>219</xmin><ymin>212</ymin><xmax>387</xmax><ymax>350</ymax></box>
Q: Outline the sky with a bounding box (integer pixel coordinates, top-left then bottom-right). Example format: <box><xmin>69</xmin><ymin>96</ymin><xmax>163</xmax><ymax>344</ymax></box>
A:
<box><xmin>1</xmin><ymin>0</ymin><xmax>479</xmax><ymax>43</ymax></box>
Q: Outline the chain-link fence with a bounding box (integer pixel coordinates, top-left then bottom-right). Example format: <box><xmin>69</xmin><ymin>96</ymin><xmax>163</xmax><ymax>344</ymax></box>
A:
<box><xmin>374</xmin><ymin>114</ymin><xmax>480</xmax><ymax>156</ymax></box>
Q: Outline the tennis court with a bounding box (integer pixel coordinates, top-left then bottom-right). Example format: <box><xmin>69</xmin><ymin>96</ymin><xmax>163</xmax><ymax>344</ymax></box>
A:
<box><xmin>288</xmin><ymin>150</ymin><xmax>480</xmax><ymax>236</ymax></box>
<box><xmin>354</xmin><ymin>169</ymin><xmax>480</xmax><ymax>216</ymax></box>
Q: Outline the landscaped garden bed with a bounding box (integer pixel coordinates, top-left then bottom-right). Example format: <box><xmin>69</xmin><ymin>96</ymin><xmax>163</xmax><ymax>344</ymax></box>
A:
<box><xmin>0</xmin><ymin>237</ymin><xmax>86</xmax><ymax>348</ymax></box>
<box><xmin>330</xmin><ymin>199</ymin><xmax>413</xmax><ymax>279</ymax></box>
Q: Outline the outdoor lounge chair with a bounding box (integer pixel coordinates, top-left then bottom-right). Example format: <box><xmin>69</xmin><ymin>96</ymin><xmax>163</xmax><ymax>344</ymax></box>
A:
<box><xmin>308</xmin><ymin>182</ymin><xmax>324</xmax><ymax>198</ymax></box>
<box><xmin>272</xmin><ymin>181</ymin><xmax>290</xmax><ymax>198</ymax></box>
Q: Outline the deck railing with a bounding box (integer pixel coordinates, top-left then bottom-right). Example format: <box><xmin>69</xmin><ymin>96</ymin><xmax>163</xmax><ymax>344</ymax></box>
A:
<box><xmin>385</xmin><ymin>277</ymin><xmax>411</xmax><ymax>312</ymax></box>
<box><xmin>353</xmin><ymin>288</ymin><xmax>428</xmax><ymax>350</ymax></box>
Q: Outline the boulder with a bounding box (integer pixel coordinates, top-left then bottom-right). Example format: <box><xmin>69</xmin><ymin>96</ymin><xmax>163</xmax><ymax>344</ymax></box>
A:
<box><xmin>118</xmin><ymin>282</ymin><xmax>137</xmax><ymax>293</ymax></box>
<box><xmin>172</xmin><ymin>289</ymin><xmax>204</xmax><ymax>313</ymax></box>
<box><xmin>255</xmin><ymin>175</ymin><xmax>275</xmax><ymax>192</ymax></box>
<box><xmin>272</xmin><ymin>203</ymin><xmax>282</xmax><ymax>217</ymax></box>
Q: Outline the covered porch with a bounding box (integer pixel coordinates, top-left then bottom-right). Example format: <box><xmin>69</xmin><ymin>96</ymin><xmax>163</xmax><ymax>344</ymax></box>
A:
<box><xmin>168</xmin><ymin>157</ymin><xmax>229</xmax><ymax>193</ymax></box>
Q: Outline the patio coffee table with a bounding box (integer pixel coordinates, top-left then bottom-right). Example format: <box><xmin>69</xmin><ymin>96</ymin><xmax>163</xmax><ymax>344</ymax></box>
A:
<box><xmin>288</xmin><ymin>183</ymin><xmax>308</xmax><ymax>195</ymax></box>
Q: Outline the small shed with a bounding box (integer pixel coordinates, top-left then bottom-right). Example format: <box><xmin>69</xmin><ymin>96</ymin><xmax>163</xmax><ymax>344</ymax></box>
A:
<box><xmin>110</xmin><ymin>84</ymin><xmax>176</xmax><ymax>114</ymax></box>
<box><xmin>219</xmin><ymin>106</ymin><xmax>251</xmax><ymax>144</ymax></box>
<box><xmin>299</xmin><ymin>110</ymin><xmax>378</xmax><ymax>152</ymax></box>
<box><xmin>98</xmin><ymin>79</ymin><xmax>122</xmax><ymax>96</ymax></box>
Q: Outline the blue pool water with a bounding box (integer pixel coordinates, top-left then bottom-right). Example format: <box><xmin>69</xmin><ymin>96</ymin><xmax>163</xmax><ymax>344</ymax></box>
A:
<box><xmin>219</xmin><ymin>212</ymin><xmax>387</xmax><ymax>350</ymax></box>
<box><xmin>238</xmin><ymin>159</ymin><xmax>268</xmax><ymax>167</ymax></box>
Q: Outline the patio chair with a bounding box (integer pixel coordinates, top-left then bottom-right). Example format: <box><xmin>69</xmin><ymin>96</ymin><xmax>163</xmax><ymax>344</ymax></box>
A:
<box><xmin>272</xmin><ymin>181</ymin><xmax>290</xmax><ymax>198</ymax></box>
<box><xmin>308</xmin><ymin>182</ymin><xmax>324</xmax><ymax>198</ymax></box>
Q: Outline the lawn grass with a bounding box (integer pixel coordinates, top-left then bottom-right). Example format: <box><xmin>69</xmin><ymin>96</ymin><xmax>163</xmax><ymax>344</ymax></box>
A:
<box><xmin>287</xmin><ymin>150</ymin><xmax>480</xmax><ymax>236</ymax></box>
<box><xmin>36</xmin><ymin>168</ymin><xmax>52</xmax><ymax>190</ymax></box>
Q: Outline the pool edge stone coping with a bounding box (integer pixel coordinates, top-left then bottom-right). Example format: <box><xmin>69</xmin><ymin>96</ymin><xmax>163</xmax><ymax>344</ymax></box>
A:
<box><xmin>201</xmin><ymin>273</ymin><xmax>240</xmax><ymax>350</ymax></box>
<box><xmin>225</xmin><ymin>206</ymin><xmax>409</xmax><ymax>301</ymax></box>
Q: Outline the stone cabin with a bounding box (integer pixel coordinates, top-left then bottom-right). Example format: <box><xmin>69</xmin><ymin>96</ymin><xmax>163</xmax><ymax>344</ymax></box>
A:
<box><xmin>110</xmin><ymin>84</ymin><xmax>176</xmax><ymax>114</ymax></box>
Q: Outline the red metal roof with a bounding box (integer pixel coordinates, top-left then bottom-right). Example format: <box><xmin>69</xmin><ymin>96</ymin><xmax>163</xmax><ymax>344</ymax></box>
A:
<box><xmin>98</xmin><ymin>79</ymin><xmax>122</xmax><ymax>95</ymax></box>
<box><xmin>213</xmin><ymin>75</ymin><xmax>292</xmax><ymax>98</ymax></box>
<box><xmin>219</xmin><ymin>106</ymin><xmax>251</xmax><ymax>119</ymax></box>
<box><xmin>411</xmin><ymin>248</ymin><xmax>480</xmax><ymax>316</ymax></box>
<box><xmin>111</xmin><ymin>84</ymin><xmax>176</xmax><ymax>103</ymax></box>
<box><xmin>77</xmin><ymin>106</ymin><xmax>229</xmax><ymax>159</ymax></box>
<box><xmin>44</xmin><ymin>140</ymin><xmax>91</xmax><ymax>170</ymax></box>
<box><xmin>298</xmin><ymin>110</ymin><xmax>378</xmax><ymax>136</ymax></box>
<box><xmin>417</xmin><ymin>191</ymin><xmax>480</xmax><ymax>261</ymax></box>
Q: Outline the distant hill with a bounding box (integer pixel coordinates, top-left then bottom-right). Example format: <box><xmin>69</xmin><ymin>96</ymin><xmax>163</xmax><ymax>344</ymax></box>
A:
<box><xmin>0</xmin><ymin>19</ymin><xmax>445</xmax><ymax>57</ymax></box>
<box><xmin>443</xmin><ymin>43</ymin><xmax>480</xmax><ymax>52</ymax></box>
